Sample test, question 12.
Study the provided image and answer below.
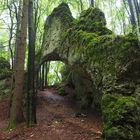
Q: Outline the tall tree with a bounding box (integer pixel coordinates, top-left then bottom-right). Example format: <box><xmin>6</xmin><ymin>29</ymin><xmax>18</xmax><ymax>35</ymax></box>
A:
<box><xmin>6</xmin><ymin>0</ymin><xmax>14</xmax><ymax>69</ymax></box>
<box><xmin>26</xmin><ymin>0</ymin><xmax>36</xmax><ymax>126</ymax></box>
<box><xmin>79</xmin><ymin>0</ymin><xmax>83</xmax><ymax>11</ymax></box>
<box><xmin>9</xmin><ymin>0</ymin><xmax>29</xmax><ymax>127</ymax></box>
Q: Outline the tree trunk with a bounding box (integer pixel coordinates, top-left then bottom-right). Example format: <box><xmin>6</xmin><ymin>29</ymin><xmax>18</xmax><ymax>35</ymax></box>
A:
<box><xmin>9</xmin><ymin>0</ymin><xmax>29</xmax><ymax>128</ymax></box>
<box><xmin>79</xmin><ymin>0</ymin><xmax>83</xmax><ymax>12</ymax></box>
<box><xmin>45</xmin><ymin>62</ymin><xmax>48</xmax><ymax>87</ymax></box>
<box><xmin>45</xmin><ymin>61</ymin><xmax>50</xmax><ymax>87</ymax></box>
<box><xmin>90</xmin><ymin>0</ymin><xmax>94</xmax><ymax>7</ymax></box>
<box><xmin>42</xmin><ymin>63</ymin><xmax>45</xmax><ymax>89</ymax></box>
<box><xmin>133</xmin><ymin>0</ymin><xmax>140</xmax><ymax>33</ymax></box>
<box><xmin>26</xmin><ymin>0</ymin><xmax>37</xmax><ymax>126</ymax></box>
<box><xmin>39</xmin><ymin>68</ymin><xmax>42</xmax><ymax>89</ymax></box>
<box><xmin>8</xmin><ymin>0</ymin><xmax>22</xmax><ymax>119</ymax></box>
<box><xmin>127</xmin><ymin>0</ymin><xmax>137</xmax><ymax>34</ymax></box>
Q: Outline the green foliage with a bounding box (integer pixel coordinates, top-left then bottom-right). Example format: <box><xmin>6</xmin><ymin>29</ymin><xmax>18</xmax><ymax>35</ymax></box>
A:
<box><xmin>0</xmin><ymin>57</ymin><xmax>10</xmax><ymax>68</ymax></box>
<box><xmin>56</xmin><ymin>86</ymin><xmax>67</xmax><ymax>96</ymax></box>
<box><xmin>47</xmin><ymin>61</ymin><xmax>65</xmax><ymax>85</ymax></box>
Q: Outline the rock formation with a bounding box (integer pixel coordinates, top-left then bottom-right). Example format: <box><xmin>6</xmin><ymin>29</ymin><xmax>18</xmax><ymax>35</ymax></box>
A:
<box><xmin>41</xmin><ymin>3</ymin><xmax>140</xmax><ymax>139</ymax></box>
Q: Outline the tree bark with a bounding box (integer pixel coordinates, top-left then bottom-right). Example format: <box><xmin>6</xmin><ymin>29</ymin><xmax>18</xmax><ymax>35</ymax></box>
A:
<box><xmin>26</xmin><ymin>0</ymin><xmax>37</xmax><ymax>126</ymax></box>
<box><xmin>45</xmin><ymin>61</ymin><xmax>50</xmax><ymax>87</ymax></box>
<box><xmin>9</xmin><ymin>0</ymin><xmax>29</xmax><ymax>128</ymax></box>
<box><xmin>45</xmin><ymin>62</ymin><xmax>48</xmax><ymax>87</ymax></box>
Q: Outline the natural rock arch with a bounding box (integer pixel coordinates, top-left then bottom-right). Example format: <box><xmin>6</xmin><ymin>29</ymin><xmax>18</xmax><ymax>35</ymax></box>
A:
<box><xmin>40</xmin><ymin>3</ymin><xmax>140</xmax><ymax>139</ymax></box>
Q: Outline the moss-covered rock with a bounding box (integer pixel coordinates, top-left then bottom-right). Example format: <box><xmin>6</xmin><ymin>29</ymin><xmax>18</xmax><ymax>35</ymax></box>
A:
<box><xmin>73</xmin><ymin>7</ymin><xmax>112</xmax><ymax>35</ymax></box>
<box><xmin>41</xmin><ymin>3</ymin><xmax>140</xmax><ymax>139</ymax></box>
<box><xmin>102</xmin><ymin>94</ymin><xmax>139</xmax><ymax>139</ymax></box>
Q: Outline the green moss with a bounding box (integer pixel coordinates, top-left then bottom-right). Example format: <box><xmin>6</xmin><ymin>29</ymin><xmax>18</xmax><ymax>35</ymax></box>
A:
<box><xmin>66</xmin><ymin>26</ymin><xmax>139</xmax><ymax>113</ymax></box>
<box><xmin>102</xmin><ymin>94</ymin><xmax>138</xmax><ymax>139</ymax></box>
<box><xmin>73</xmin><ymin>7</ymin><xmax>112</xmax><ymax>35</ymax></box>
<box><xmin>57</xmin><ymin>87</ymin><xmax>67</xmax><ymax>96</ymax></box>
<box><xmin>103</xmin><ymin>126</ymin><xmax>135</xmax><ymax>140</ymax></box>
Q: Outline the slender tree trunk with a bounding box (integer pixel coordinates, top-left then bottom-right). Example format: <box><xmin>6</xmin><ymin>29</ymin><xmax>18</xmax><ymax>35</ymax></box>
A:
<box><xmin>127</xmin><ymin>0</ymin><xmax>137</xmax><ymax>34</ymax></box>
<box><xmin>27</xmin><ymin>0</ymin><xmax>37</xmax><ymax>126</ymax></box>
<box><xmin>79</xmin><ymin>0</ymin><xmax>83</xmax><ymax>12</ymax></box>
<box><xmin>7</xmin><ymin>1</ymin><xmax>14</xmax><ymax>69</ymax></box>
<box><xmin>90</xmin><ymin>0</ymin><xmax>94</xmax><ymax>7</ymax></box>
<box><xmin>42</xmin><ymin>63</ymin><xmax>45</xmax><ymax>89</ymax></box>
<box><xmin>9</xmin><ymin>0</ymin><xmax>29</xmax><ymax>128</ymax></box>
<box><xmin>39</xmin><ymin>68</ymin><xmax>42</xmax><ymax>89</ymax></box>
<box><xmin>45</xmin><ymin>61</ymin><xmax>50</xmax><ymax>87</ymax></box>
<box><xmin>133</xmin><ymin>0</ymin><xmax>140</xmax><ymax>33</ymax></box>
<box><xmin>45</xmin><ymin>62</ymin><xmax>48</xmax><ymax>87</ymax></box>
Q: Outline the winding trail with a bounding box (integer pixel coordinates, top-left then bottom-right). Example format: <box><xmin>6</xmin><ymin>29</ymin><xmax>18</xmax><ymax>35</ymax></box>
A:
<box><xmin>0</xmin><ymin>88</ymin><xmax>102</xmax><ymax>140</ymax></box>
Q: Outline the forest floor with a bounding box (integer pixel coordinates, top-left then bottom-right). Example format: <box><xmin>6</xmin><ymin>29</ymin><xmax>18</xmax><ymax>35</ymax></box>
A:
<box><xmin>0</xmin><ymin>87</ymin><xmax>102</xmax><ymax>140</ymax></box>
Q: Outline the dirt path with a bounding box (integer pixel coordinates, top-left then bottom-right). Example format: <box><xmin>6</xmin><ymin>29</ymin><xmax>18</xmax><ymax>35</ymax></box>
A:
<box><xmin>0</xmin><ymin>89</ymin><xmax>102</xmax><ymax>140</ymax></box>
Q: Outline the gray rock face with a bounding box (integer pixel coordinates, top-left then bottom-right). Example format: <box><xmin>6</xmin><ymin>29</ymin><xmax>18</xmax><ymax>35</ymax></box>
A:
<box><xmin>42</xmin><ymin>3</ymin><xmax>73</xmax><ymax>61</ymax></box>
